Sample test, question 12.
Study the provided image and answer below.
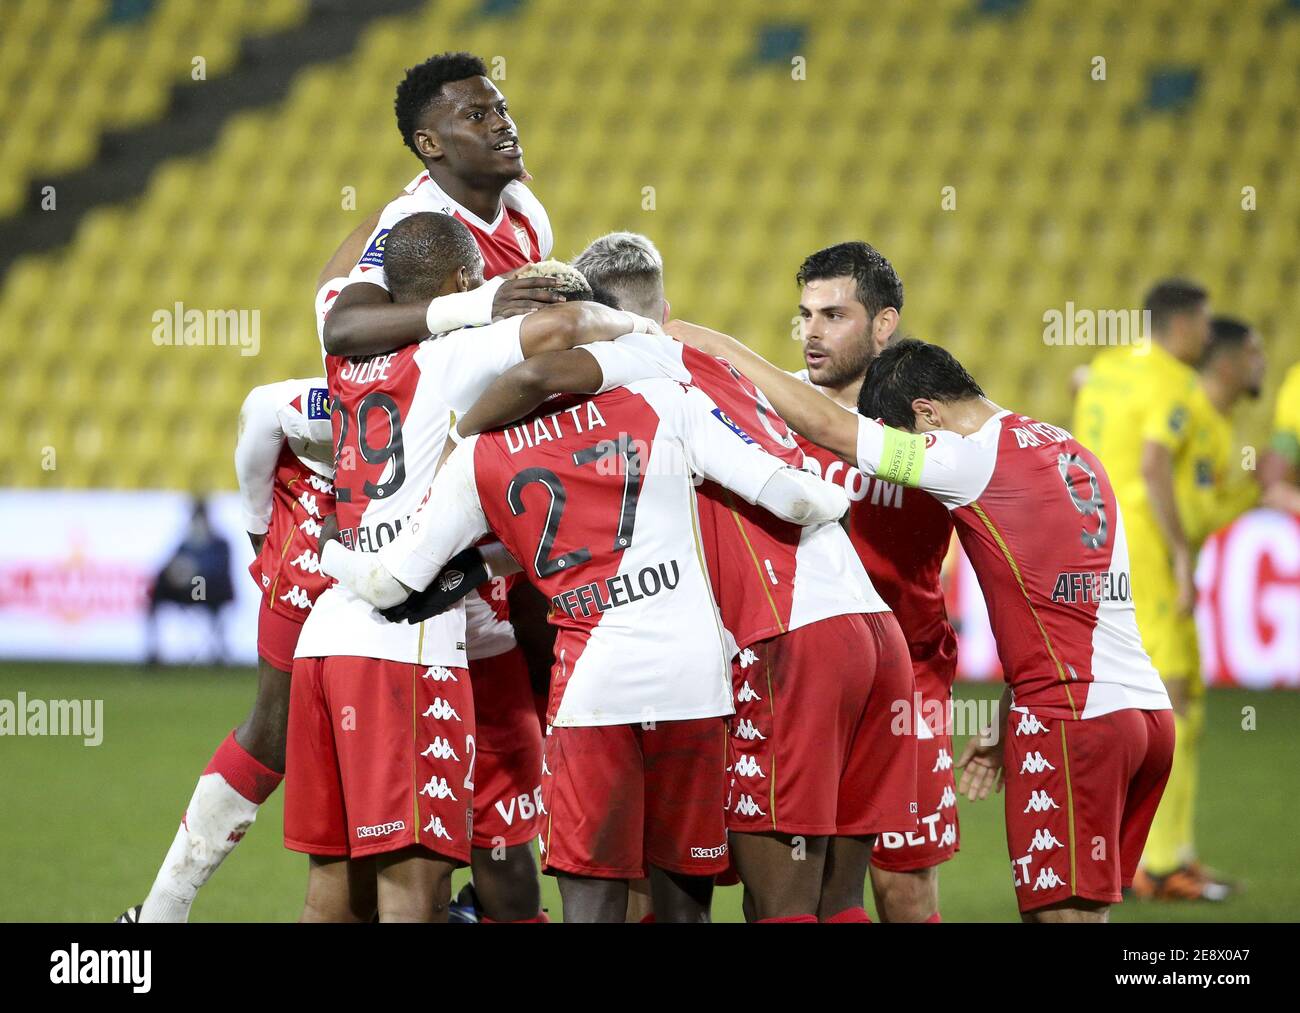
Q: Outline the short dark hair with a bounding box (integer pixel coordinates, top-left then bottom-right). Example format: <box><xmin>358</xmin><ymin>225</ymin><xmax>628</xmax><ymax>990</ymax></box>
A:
<box><xmin>586</xmin><ymin>285</ymin><xmax>623</xmax><ymax>310</ymax></box>
<box><xmin>796</xmin><ymin>241</ymin><xmax>903</xmax><ymax>319</ymax></box>
<box><xmin>1201</xmin><ymin>315</ymin><xmax>1252</xmax><ymax>367</ymax></box>
<box><xmin>394</xmin><ymin>52</ymin><xmax>489</xmax><ymax>157</ymax></box>
<box><xmin>1143</xmin><ymin>278</ymin><xmax>1208</xmax><ymax>333</ymax></box>
<box><xmin>858</xmin><ymin>338</ymin><xmax>984</xmax><ymax>429</ymax></box>
<box><xmin>383</xmin><ymin>212</ymin><xmax>482</xmax><ymax>302</ymax></box>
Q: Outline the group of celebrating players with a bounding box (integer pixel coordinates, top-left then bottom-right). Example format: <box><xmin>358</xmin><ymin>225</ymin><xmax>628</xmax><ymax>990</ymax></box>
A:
<box><xmin>116</xmin><ymin>49</ymin><xmax>1298</xmax><ymax>924</ymax></box>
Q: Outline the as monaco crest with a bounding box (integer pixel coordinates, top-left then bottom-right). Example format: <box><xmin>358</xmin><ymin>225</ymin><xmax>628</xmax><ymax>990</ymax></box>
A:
<box><xmin>512</xmin><ymin>221</ymin><xmax>532</xmax><ymax>259</ymax></box>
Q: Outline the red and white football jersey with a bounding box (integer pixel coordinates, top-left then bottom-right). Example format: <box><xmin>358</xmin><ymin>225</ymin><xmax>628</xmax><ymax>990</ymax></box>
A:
<box><xmin>294</xmin><ymin>316</ymin><xmax>534</xmax><ymax>665</ymax></box>
<box><xmin>346</xmin><ymin>171</ymin><xmax>552</xmax><ymax>291</ymax></box>
<box><xmin>583</xmin><ymin>333</ymin><xmax>888</xmax><ymax>649</ymax></box>
<box><xmin>854</xmin><ymin>412</ymin><xmax>1170</xmax><ymax>720</ymax></box>
<box><xmin>314</xmin><ymin>172</ymin><xmax>552</xmax><ymax>652</ymax></box>
<box><xmin>377</xmin><ymin>379</ymin><xmax>802</xmax><ymax>727</ymax></box>
<box><xmin>235</xmin><ymin>378</ymin><xmax>336</xmax><ymax>621</ymax></box>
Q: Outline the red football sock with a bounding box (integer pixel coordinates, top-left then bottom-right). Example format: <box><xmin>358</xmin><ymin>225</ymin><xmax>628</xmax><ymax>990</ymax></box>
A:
<box><xmin>757</xmin><ymin>914</ymin><xmax>819</xmax><ymax>923</ymax></box>
<box><xmin>203</xmin><ymin>730</ymin><xmax>283</xmax><ymax>805</ymax></box>
<box><xmin>640</xmin><ymin>913</ymin><xmax>656</xmax><ymax>924</ymax></box>
<box><xmin>823</xmin><ymin>906</ymin><xmax>872</xmax><ymax>923</ymax></box>
<box><xmin>482</xmin><ymin>912</ymin><xmax>550</xmax><ymax>923</ymax></box>
<box><xmin>925</xmin><ymin>912</ymin><xmax>942</xmax><ymax>923</ymax></box>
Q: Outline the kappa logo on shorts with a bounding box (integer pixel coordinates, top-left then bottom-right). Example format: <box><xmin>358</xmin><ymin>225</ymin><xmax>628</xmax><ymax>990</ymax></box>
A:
<box><xmin>939</xmin><ymin>823</ymin><xmax>957</xmax><ymax>847</ymax></box>
<box><xmin>279</xmin><ymin>585</ymin><xmax>312</xmax><ymax>610</ymax></box>
<box><xmin>422</xmin><ymin>814</ymin><xmax>453</xmax><ymax>840</ymax></box>
<box><xmin>1032</xmin><ymin>866</ymin><xmax>1066</xmax><ymax>891</ymax></box>
<box><xmin>297</xmin><ymin>490</ymin><xmax>321</xmax><ymax>518</ymax></box>
<box><xmin>418</xmin><ymin>775</ymin><xmax>458</xmax><ymax>801</ymax></box>
<box><xmin>736</xmin><ymin>647</ymin><xmax>759</xmax><ymax>669</ymax></box>
<box><xmin>1023</xmin><ymin>789</ymin><xmax>1060</xmax><ymax>812</ymax></box>
<box><xmin>932</xmin><ymin>747</ymin><xmax>953</xmax><ymax>772</ymax></box>
<box><xmin>733</xmin><ymin>718</ymin><xmax>766</xmax><ymax>741</ymax></box>
<box><xmin>422</xmin><ymin>666</ymin><xmax>459</xmax><ymax>682</ymax></box>
<box><xmin>1028</xmin><ymin>828</ymin><xmax>1064</xmax><ymax>853</ymax></box>
<box><xmin>690</xmin><ymin>843</ymin><xmax>729</xmax><ymax>859</ymax></box>
<box><xmin>1019</xmin><ymin>751</ymin><xmax>1056</xmax><ymax>774</ymax></box>
<box><xmin>1015</xmin><ymin>713</ymin><xmax>1049</xmax><ymax>736</ymax></box>
<box><xmin>733</xmin><ymin>754</ymin><xmax>765</xmax><ymax>778</ymax></box>
<box><xmin>356</xmin><ymin>820</ymin><xmax>406</xmax><ymax>839</ymax></box>
<box><xmin>420</xmin><ymin>737</ymin><xmax>460</xmax><ymax>761</ymax></box>
<box><xmin>938</xmin><ymin>785</ymin><xmax>956</xmax><ymax>810</ymax></box>
<box><xmin>732</xmin><ymin>793</ymin><xmax>767</xmax><ymax>817</ymax></box>
<box><xmin>735</xmin><ymin>680</ymin><xmax>762</xmax><ymax>703</ymax></box>
<box><xmin>423</xmin><ymin>697</ymin><xmax>461</xmax><ymax>720</ymax></box>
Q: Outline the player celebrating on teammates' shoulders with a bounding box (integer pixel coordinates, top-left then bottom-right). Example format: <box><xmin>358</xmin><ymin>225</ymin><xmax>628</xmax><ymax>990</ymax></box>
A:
<box><xmin>669</xmin><ymin>328</ymin><xmax>1175</xmax><ymax>923</ymax></box>
<box><xmin>787</xmin><ymin>241</ymin><xmax>960</xmax><ymax>922</ymax></box>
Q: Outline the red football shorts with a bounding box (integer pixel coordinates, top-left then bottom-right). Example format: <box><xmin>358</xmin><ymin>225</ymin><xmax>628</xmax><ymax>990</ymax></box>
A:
<box><xmin>727</xmin><ymin>611</ymin><xmax>919</xmax><ymax>837</ymax></box>
<box><xmin>1004</xmin><ymin>706</ymin><xmax>1174</xmax><ymax>913</ymax></box>
<box><xmin>872</xmin><ymin>657</ymin><xmax>959</xmax><ymax>872</ymax></box>
<box><xmin>284</xmin><ymin>656</ymin><xmax>475</xmax><ymax>862</ymax></box>
<box><xmin>469</xmin><ymin>647</ymin><xmax>544</xmax><ymax>849</ymax></box>
<box><xmin>256</xmin><ymin>604</ymin><xmax>303</xmax><ymax>673</ymax></box>
<box><xmin>539</xmin><ymin>717</ymin><xmax>729</xmax><ymax>880</ymax></box>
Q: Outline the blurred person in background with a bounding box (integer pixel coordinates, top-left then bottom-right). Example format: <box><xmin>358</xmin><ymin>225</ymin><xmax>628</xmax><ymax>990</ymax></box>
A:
<box><xmin>1131</xmin><ymin>317</ymin><xmax>1263</xmax><ymax>900</ymax></box>
<box><xmin>144</xmin><ymin>498</ymin><xmax>235</xmax><ymax>667</ymax></box>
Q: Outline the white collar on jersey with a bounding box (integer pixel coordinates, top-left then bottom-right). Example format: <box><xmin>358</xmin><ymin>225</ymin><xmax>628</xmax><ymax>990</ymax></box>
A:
<box><xmin>411</xmin><ymin>172</ymin><xmax>506</xmax><ymax>233</ymax></box>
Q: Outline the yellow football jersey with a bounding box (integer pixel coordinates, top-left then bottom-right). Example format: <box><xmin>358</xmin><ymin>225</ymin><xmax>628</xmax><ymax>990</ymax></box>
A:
<box><xmin>1177</xmin><ymin>383</ymin><xmax>1258</xmax><ymax>548</ymax></box>
<box><xmin>1073</xmin><ymin>343</ymin><xmax>1200</xmax><ymax>539</ymax></box>
<box><xmin>1273</xmin><ymin>362</ymin><xmax>1300</xmax><ymax>467</ymax></box>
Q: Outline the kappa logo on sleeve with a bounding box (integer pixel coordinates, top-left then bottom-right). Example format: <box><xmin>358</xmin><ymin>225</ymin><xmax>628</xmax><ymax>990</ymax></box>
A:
<box><xmin>306</xmin><ymin>387</ymin><xmax>331</xmax><ymax>420</ymax></box>
<box><xmin>711</xmin><ymin>408</ymin><xmax>755</xmax><ymax>444</ymax></box>
<box><xmin>358</xmin><ymin>229</ymin><xmax>390</xmax><ymax>269</ymax></box>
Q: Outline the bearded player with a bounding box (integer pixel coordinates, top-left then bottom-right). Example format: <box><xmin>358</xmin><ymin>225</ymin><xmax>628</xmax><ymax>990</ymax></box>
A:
<box><xmin>789</xmin><ymin>242</ymin><xmax>959</xmax><ymax>922</ymax></box>
<box><xmin>673</xmin><ymin>329</ymin><xmax>1174</xmax><ymax>923</ymax></box>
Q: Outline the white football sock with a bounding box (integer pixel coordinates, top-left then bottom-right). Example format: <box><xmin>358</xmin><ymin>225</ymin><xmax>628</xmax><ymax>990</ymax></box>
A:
<box><xmin>139</xmin><ymin>772</ymin><xmax>262</xmax><ymax>923</ymax></box>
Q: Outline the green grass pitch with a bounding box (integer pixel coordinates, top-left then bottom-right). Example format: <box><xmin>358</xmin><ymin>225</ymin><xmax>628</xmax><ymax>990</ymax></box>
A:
<box><xmin>1</xmin><ymin>662</ymin><xmax>1295</xmax><ymax>922</ymax></box>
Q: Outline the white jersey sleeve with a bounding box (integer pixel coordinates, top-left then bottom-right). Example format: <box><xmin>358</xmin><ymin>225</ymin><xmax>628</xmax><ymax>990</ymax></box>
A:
<box><xmin>415</xmin><ymin>317</ymin><xmax>527</xmax><ymax>415</ymax></box>
<box><xmin>378</xmin><ymin>438</ymin><xmax>490</xmax><ymax>592</ymax></box>
<box><xmin>653</xmin><ymin>382</ymin><xmax>789</xmax><ymax>504</ymax></box>
<box><xmin>855</xmin><ymin>414</ymin><xmax>999</xmax><ymax>509</ymax></box>
<box><xmin>234</xmin><ymin>378</ymin><xmax>332</xmax><ymax>534</ymax></box>
<box><xmin>583</xmin><ymin>332</ymin><xmax>690</xmax><ymax>393</ymax></box>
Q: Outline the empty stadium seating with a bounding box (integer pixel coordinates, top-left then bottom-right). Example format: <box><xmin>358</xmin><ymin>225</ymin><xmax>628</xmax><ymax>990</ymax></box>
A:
<box><xmin>1</xmin><ymin>0</ymin><xmax>1296</xmax><ymax>489</ymax></box>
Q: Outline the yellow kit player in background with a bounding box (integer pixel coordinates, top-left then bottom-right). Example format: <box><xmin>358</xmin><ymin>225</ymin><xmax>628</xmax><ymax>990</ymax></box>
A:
<box><xmin>1074</xmin><ymin>280</ymin><xmax>1225</xmax><ymax>900</ymax></box>
<box><xmin>1261</xmin><ymin>361</ymin><xmax>1300</xmax><ymax>515</ymax></box>
<box><xmin>1127</xmin><ymin>317</ymin><xmax>1265</xmax><ymax>900</ymax></box>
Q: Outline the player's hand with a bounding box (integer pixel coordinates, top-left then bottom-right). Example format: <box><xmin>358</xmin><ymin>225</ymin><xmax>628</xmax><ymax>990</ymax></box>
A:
<box><xmin>317</xmin><ymin>514</ymin><xmax>340</xmax><ymax>557</ymax></box>
<box><xmin>664</xmin><ymin>319</ymin><xmax>728</xmax><ymax>355</ymax></box>
<box><xmin>1173</xmin><ymin>546</ymin><xmax>1196</xmax><ymax>616</ymax></box>
<box><xmin>492</xmin><ymin>275</ymin><xmax>567</xmax><ymax>319</ymax></box>
<box><xmin>378</xmin><ymin>546</ymin><xmax>488</xmax><ymax>624</ymax></box>
<box><xmin>956</xmin><ymin>734</ymin><xmax>1005</xmax><ymax>801</ymax></box>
